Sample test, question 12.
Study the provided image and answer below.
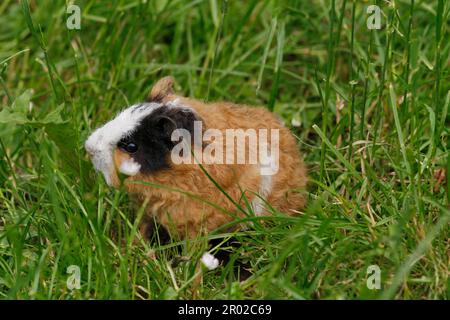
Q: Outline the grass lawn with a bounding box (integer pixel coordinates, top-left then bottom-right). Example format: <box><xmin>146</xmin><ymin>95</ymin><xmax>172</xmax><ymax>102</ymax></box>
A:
<box><xmin>0</xmin><ymin>0</ymin><xmax>449</xmax><ymax>299</ymax></box>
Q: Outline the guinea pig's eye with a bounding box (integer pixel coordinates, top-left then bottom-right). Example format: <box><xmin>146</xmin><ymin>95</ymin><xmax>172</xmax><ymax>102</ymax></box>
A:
<box><xmin>118</xmin><ymin>141</ymin><xmax>138</xmax><ymax>153</ymax></box>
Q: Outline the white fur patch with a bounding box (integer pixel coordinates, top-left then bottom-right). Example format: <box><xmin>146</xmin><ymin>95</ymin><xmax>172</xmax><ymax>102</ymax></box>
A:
<box><xmin>166</xmin><ymin>98</ymin><xmax>181</xmax><ymax>108</ymax></box>
<box><xmin>251</xmin><ymin>150</ymin><xmax>275</xmax><ymax>216</ymax></box>
<box><xmin>252</xmin><ymin>174</ymin><xmax>272</xmax><ymax>216</ymax></box>
<box><xmin>201</xmin><ymin>252</ymin><xmax>219</xmax><ymax>270</ymax></box>
<box><xmin>119</xmin><ymin>159</ymin><xmax>141</xmax><ymax>176</ymax></box>
<box><xmin>85</xmin><ymin>102</ymin><xmax>162</xmax><ymax>185</ymax></box>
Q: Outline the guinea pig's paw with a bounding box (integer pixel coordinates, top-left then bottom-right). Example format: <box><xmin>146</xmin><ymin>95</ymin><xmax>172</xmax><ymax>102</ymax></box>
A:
<box><xmin>200</xmin><ymin>252</ymin><xmax>220</xmax><ymax>270</ymax></box>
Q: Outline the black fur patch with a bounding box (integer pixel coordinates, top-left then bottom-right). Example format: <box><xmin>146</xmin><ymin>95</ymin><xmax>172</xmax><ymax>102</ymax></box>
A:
<box><xmin>119</xmin><ymin>105</ymin><xmax>201</xmax><ymax>173</ymax></box>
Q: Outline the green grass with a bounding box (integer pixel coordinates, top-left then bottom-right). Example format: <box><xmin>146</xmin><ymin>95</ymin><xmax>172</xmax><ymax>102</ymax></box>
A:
<box><xmin>0</xmin><ymin>0</ymin><xmax>449</xmax><ymax>299</ymax></box>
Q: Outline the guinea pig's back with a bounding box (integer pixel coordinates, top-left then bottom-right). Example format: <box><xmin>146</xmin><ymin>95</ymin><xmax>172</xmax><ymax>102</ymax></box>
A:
<box><xmin>185</xmin><ymin>98</ymin><xmax>308</xmax><ymax>215</ymax></box>
<box><xmin>225</xmin><ymin>103</ymin><xmax>308</xmax><ymax>215</ymax></box>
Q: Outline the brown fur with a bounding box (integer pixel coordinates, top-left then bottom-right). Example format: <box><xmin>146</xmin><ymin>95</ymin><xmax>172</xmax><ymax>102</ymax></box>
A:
<box><xmin>113</xmin><ymin>77</ymin><xmax>308</xmax><ymax>239</ymax></box>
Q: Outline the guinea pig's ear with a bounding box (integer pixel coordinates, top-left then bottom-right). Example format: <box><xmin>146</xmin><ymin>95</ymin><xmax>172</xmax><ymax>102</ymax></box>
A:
<box><xmin>146</xmin><ymin>76</ymin><xmax>175</xmax><ymax>102</ymax></box>
<box><xmin>154</xmin><ymin>108</ymin><xmax>200</xmax><ymax>147</ymax></box>
<box><xmin>164</xmin><ymin>107</ymin><xmax>199</xmax><ymax>134</ymax></box>
<box><xmin>154</xmin><ymin>115</ymin><xmax>177</xmax><ymax>146</ymax></box>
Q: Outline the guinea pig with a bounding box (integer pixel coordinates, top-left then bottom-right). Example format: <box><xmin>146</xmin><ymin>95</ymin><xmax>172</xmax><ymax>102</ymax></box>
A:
<box><xmin>85</xmin><ymin>76</ymin><xmax>307</xmax><ymax>240</ymax></box>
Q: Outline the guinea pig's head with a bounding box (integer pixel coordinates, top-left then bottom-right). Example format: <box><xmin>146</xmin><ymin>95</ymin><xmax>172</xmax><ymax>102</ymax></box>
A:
<box><xmin>84</xmin><ymin>77</ymin><xmax>200</xmax><ymax>187</ymax></box>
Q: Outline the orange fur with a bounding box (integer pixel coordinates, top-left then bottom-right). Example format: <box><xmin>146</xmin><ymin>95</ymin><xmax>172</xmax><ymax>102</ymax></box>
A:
<box><xmin>114</xmin><ymin>77</ymin><xmax>308</xmax><ymax>239</ymax></box>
